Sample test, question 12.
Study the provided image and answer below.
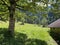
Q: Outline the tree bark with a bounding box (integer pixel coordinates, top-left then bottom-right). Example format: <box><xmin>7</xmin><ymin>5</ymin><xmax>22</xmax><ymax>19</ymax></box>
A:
<box><xmin>8</xmin><ymin>0</ymin><xmax>16</xmax><ymax>36</ymax></box>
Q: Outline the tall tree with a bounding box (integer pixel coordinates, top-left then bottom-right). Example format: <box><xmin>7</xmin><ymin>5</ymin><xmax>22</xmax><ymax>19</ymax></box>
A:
<box><xmin>0</xmin><ymin>0</ymin><xmax>18</xmax><ymax>36</ymax></box>
<box><xmin>8</xmin><ymin>0</ymin><xmax>16</xmax><ymax>36</ymax></box>
<box><xmin>0</xmin><ymin>0</ymin><xmax>48</xmax><ymax>36</ymax></box>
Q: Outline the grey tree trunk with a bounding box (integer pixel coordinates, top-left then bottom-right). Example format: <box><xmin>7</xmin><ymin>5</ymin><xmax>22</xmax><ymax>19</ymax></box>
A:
<box><xmin>8</xmin><ymin>0</ymin><xmax>16</xmax><ymax>36</ymax></box>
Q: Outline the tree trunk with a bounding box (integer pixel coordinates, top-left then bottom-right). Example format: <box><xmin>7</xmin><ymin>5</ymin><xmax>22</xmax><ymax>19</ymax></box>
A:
<box><xmin>8</xmin><ymin>0</ymin><xmax>16</xmax><ymax>36</ymax></box>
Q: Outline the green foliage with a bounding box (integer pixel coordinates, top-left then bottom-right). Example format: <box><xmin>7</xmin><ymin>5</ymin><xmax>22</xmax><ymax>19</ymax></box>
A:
<box><xmin>0</xmin><ymin>0</ymin><xmax>49</xmax><ymax>22</ymax></box>
<box><xmin>50</xmin><ymin>0</ymin><xmax>60</xmax><ymax>19</ymax></box>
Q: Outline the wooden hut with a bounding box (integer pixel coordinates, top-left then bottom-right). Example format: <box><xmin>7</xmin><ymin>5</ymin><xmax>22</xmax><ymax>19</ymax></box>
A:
<box><xmin>48</xmin><ymin>19</ymin><xmax>60</xmax><ymax>45</ymax></box>
<box><xmin>48</xmin><ymin>19</ymin><xmax>60</xmax><ymax>34</ymax></box>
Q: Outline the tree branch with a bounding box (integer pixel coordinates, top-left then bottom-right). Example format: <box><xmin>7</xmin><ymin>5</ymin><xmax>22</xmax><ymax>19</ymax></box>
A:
<box><xmin>15</xmin><ymin>0</ymin><xmax>19</xmax><ymax>2</ymax></box>
<box><xmin>1</xmin><ymin>0</ymin><xmax>9</xmax><ymax>7</ymax></box>
<box><xmin>16</xmin><ymin>6</ymin><xmax>27</xmax><ymax>11</ymax></box>
<box><xmin>16</xmin><ymin>4</ymin><xmax>25</xmax><ymax>9</ymax></box>
<box><xmin>16</xmin><ymin>4</ymin><xmax>26</xmax><ymax>11</ymax></box>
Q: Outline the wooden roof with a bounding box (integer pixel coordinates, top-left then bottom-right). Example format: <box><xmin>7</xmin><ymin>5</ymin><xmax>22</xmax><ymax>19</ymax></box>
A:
<box><xmin>48</xmin><ymin>19</ymin><xmax>60</xmax><ymax>27</ymax></box>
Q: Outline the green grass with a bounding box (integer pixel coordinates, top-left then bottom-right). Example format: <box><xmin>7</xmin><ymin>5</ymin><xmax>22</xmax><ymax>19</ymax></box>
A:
<box><xmin>0</xmin><ymin>21</ymin><xmax>58</xmax><ymax>45</ymax></box>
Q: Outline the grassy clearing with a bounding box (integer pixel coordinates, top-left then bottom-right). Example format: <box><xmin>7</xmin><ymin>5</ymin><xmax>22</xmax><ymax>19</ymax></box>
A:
<box><xmin>0</xmin><ymin>21</ymin><xmax>58</xmax><ymax>45</ymax></box>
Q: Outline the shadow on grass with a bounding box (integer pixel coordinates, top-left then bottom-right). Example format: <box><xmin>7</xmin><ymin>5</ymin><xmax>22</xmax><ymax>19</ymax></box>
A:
<box><xmin>0</xmin><ymin>28</ymin><xmax>47</xmax><ymax>45</ymax></box>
